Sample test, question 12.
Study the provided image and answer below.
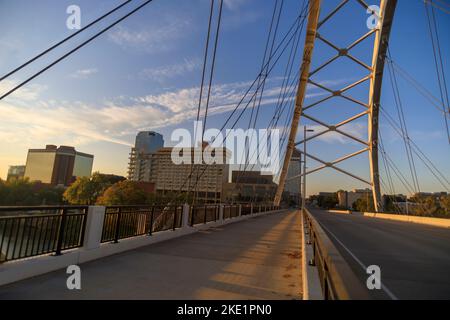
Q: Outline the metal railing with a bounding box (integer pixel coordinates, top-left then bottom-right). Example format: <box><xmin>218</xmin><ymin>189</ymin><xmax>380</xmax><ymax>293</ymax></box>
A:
<box><xmin>303</xmin><ymin>208</ymin><xmax>370</xmax><ymax>300</ymax></box>
<box><xmin>0</xmin><ymin>203</ymin><xmax>283</xmax><ymax>264</ymax></box>
<box><xmin>189</xmin><ymin>205</ymin><xmax>220</xmax><ymax>226</ymax></box>
<box><xmin>241</xmin><ymin>204</ymin><xmax>252</xmax><ymax>215</ymax></box>
<box><xmin>0</xmin><ymin>206</ymin><xmax>88</xmax><ymax>263</ymax></box>
<box><xmin>223</xmin><ymin>205</ymin><xmax>240</xmax><ymax>220</ymax></box>
<box><xmin>101</xmin><ymin>205</ymin><xmax>183</xmax><ymax>243</ymax></box>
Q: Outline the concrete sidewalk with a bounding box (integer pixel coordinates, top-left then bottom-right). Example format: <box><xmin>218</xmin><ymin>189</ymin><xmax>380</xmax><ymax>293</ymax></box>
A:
<box><xmin>0</xmin><ymin>210</ymin><xmax>302</xmax><ymax>300</ymax></box>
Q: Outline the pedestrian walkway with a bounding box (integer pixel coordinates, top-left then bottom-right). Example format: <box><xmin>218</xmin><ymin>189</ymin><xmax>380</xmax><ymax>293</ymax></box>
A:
<box><xmin>0</xmin><ymin>210</ymin><xmax>302</xmax><ymax>300</ymax></box>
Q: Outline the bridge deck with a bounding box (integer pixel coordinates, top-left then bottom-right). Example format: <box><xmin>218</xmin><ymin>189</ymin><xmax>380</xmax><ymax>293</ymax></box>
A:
<box><xmin>310</xmin><ymin>209</ymin><xmax>450</xmax><ymax>300</ymax></box>
<box><xmin>0</xmin><ymin>210</ymin><xmax>302</xmax><ymax>300</ymax></box>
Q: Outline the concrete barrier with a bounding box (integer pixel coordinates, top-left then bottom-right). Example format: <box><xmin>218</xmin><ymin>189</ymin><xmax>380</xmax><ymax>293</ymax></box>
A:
<box><xmin>327</xmin><ymin>209</ymin><xmax>352</xmax><ymax>215</ymax></box>
<box><xmin>362</xmin><ymin>212</ymin><xmax>450</xmax><ymax>229</ymax></box>
<box><xmin>0</xmin><ymin>206</ymin><xmax>285</xmax><ymax>287</ymax></box>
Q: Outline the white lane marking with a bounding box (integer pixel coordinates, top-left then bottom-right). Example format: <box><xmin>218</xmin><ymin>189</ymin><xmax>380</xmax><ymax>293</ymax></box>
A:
<box><xmin>319</xmin><ymin>220</ymin><xmax>399</xmax><ymax>300</ymax></box>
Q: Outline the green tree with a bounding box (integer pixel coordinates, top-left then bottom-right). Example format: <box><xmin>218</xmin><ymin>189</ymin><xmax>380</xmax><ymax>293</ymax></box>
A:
<box><xmin>317</xmin><ymin>193</ymin><xmax>338</xmax><ymax>209</ymax></box>
<box><xmin>353</xmin><ymin>195</ymin><xmax>375</xmax><ymax>212</ymax></box>
<box><xmin>63</xmin><ymin>172</ymin><xmax>126</xmax><ymax>205</ymax></box>
<box><xmin>0</xmin><ymin>178</ymin><xmax>64</xmax><ymax>206</ymax></box>
<box><xmin>410</xmin><ymin>196</ymin><xmax>438</xmax><ymax>216</ymax></box>
<box><xmin>440</xmin><ymin>195</ymin><xmax>450</xmax><ymax>216</ymax></box>
<box><xmin>96</xmin><ymin>180</ymin><xmax>149</xmax><ymax>205</ymax></box>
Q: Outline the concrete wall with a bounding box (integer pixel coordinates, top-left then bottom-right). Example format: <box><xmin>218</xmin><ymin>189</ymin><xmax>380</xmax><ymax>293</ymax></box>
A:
<box><xmin>0</xmin><ymin>205</ymin><xmax>284</xmax><ymax>287</ymax></box>
<box><xmin>362</xmin><ymin>212</ymin><xmax>450</xmax><ymax>229</ymax></box>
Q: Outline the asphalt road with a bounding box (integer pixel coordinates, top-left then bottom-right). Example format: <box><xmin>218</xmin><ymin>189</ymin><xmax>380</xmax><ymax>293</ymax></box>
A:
<box><xmin>309</xmin><ymin>209</ymin><xmax>450</xmax><ymax>300</ymax></box>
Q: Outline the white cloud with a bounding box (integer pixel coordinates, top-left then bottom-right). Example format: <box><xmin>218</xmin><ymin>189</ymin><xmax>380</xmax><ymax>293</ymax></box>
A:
<box><xmin>139</xmin><ymin>58</ymin><xmax>201</xmax><ymax>81</ymax></box>
<box><xmin>70</xmin><ymin>68</ymin><xmax>98</xmax><ymax>79</ymax></box>
<box><xmin>223</xmin><ymin>0</ymin><xmax>249</xmax><ymax>11</ymax></box>
<box><xmin>108</xmin><ymin>18</ymin><xmax>191</xmax><ymax>53</ymax></box>
<box><xmin>0</xmin><ymin>76</ymin><xmax>352</xmax><ymax>154</ymax></box>
<box><xmin>0</xmin><ymin>80</ymin><xmax>47</xmax><ymax>102</ymax></box>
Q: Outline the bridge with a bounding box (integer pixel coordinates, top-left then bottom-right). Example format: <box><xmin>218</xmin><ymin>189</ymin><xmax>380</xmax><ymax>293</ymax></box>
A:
<box><xmin>0</xmin><ymin>204</ymin><xmax>449</xmax><ymax>300</ymax></box>
<box><xmin>0</xmin><ymin>0</ymin><xmax>449</xmax><ymax>301</ymax></box>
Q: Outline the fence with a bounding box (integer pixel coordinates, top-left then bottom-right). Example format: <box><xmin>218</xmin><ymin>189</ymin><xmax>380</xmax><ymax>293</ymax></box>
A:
<box><xmin>223</xmin><ymin>205</ymin><xmax>240</xmax><ymax>220</ymax></box>
<box><xmin>0</xmin><ymin>206</ymin><xmax>88</xmax><ymax>263</ymax></box>
<box><xmin>189</xmin><ymin>205</ymin><xmax>220</xmax><ymax>226</ymax></box>
<box><xmin>0</xmin><ymin>204</ymin><xmax>282</xmax><ymax>264</ymax></box>
<box><xmin>101</xmin><ymin>205</ymin><xmax>183</xmax><ymax>243</ymax></box>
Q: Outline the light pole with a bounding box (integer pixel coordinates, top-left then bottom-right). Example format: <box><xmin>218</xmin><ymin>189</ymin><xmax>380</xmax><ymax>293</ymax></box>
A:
<box><xmin>303</xmin><ymin>127</ymin><xmax>314</xmax><ymax>212</ymax></box>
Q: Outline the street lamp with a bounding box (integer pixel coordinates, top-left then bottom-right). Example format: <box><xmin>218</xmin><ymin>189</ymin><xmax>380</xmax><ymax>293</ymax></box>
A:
<box><xmin>303</xmin><ymin>127</ymin><xmax>314</xmax><ymax>212</ymax></box>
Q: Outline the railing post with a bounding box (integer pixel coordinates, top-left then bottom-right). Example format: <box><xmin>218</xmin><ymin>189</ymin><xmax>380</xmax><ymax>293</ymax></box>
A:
<box><xmin>148</xmin><ymin>206</ymin><xmax>154</xmax><ymax>236</ymax></box>
<box><xmin>204</xmin><ymin>205</ymin><xmax>207</xmax><ymax>224</ymax></box>
<box><xmin>54</xmin><ymin>208</ymin><xmax>68</xmax><ymax>256</ymax></box>
<box><xmin>250</xmin><ymin>203</ymin><xmax>253</xmax><ymax>215</ymax></box>
<box><xmin>82</xmin><ymin>206</ymin><xmax>106</xmax><ymax>251</ymax></box>
<box><xmin>172</xmin><ymin>206</ymin><xmax>177</xmax><ymax>231</ymax></box>
<box><xmin>113</xmin><ymin>207</ymin><xmax>122</xmax><ymax>243</ymax></box>
<box><xmin>238</xmin><ymin>204</ymin><xmax>242</xmax><ymax>217</ymax></box>
<box><xmin>182</xmin><ymin>203</ymin><xmax>191</xmax><ymax>229</ymax></box>
<box><xmin>219</xmin><ymin>205</ymin><xmax>224</xmax><ymax>223</ymax></box>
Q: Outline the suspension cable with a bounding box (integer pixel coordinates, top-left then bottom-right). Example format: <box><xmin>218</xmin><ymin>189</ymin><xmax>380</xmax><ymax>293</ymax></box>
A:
<box><xmin>0</xmin><ymin>0</ymin><xmax>156</xmax><ymax>102</ymax></box>
<box><xmin>424</xmin><ymin>0</ymin><xmax>450</xmax><ymax>144</ymax></box>
<box><xmin>0</xmin><ymin>0</ymin><xmax>132</xmax><ymax>83</ymax></box>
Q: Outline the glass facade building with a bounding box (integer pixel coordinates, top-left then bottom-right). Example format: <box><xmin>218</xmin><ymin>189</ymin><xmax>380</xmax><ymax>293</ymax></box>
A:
<box><xmin>24</xmin><ymin>145</ymin><xmax>93</xmax><ymax>186</ymax></box>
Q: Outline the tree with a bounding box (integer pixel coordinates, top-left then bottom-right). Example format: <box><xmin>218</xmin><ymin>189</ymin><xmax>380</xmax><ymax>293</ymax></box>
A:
<box><xmin>317</xmin><ymin>193</ymin><xmax>338</xmax><ymax>209</ymax></box>
<box><xmin>63</xmin><ymin>177</ymin><xmax>94</xmax><ymax>205</ymax></box>
<box><xmin>353</xmin><ymin>195</ymin><xmax>375</xmax><ymax>212</ymax></box>
<box><xmin>440</xmin><ymin>195</ymin><xmax>450</xmax><ymax>216</ymax></box>
<box><xmin>63</xmin><ymin>172</ymin><xmax>126</xmax><ymax>205</ymax></box>
<box><xmin>410</xmin><ymin>196</ymin><xmax>438</xmax><ymax>216</ymax></box>
<box><xmin>0</xmin><ymin>178</ymin><xmax>64</xmax><ymax>206</ymax></box>
<box><xmin>96</xmin><ymin>180</ymin><xmax>149</xmax><ymax>206</ymax></box>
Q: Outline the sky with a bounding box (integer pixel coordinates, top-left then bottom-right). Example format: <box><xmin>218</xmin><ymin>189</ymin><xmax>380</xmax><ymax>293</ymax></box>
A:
<box><xmin>0</xmin><ymin>0</ymin><xmax>449</xmax><ymax>196</ymax></box>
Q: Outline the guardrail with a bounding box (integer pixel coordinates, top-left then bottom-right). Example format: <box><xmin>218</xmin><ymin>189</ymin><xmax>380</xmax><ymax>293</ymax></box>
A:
<box><xmin>189</xmin><ymin>205</ymin><xmax>220</xmax><ymax>226</ymax></box>
<box><xmin>101</xmin><ymin>205</ymin><xmax>183</xmax><ymax>243</ymax></box>
<box><xmin>0</xmin><ymin>203</ymin><xmax>282</xmax><ymax>265</ymax></box>
<box><xmin>223</xmin><ymin>205</ymin><xmax>240</xmax><ymax>220</ymax></box>
<box><xmin>303</xmin><ymin>208</ymin><xmax>370</xmax><ymax>300</ymax></box>
<box><xmin>0</xmin><ymin>203</ymin><xmax>285</xmax><ymax>286</ymax></box>
<box><xmin>0</xmin><ymin>206</ymin><xmax>88</xmax><ymax>263</ymax></box>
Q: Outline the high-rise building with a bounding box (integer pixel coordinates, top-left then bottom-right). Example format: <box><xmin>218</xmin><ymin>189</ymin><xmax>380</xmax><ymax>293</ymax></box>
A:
<box><xmin>285</xmin><ymin>148</ymin><xmax>302</xmax><ymax>204</ymax></box>
<box><xmin>24</xmin><ymin>145</ymin><xmax>93</xmax><ymax>186</ymax></box>
<box><xmin>128</xmin><ymin>131</ymin><xmax>164</xmax><ymax>181</ymax></box>
<box><xmin>6</xmin><ymin>165</ymin><xmax>26</xmax><ymax>182</ymax></box>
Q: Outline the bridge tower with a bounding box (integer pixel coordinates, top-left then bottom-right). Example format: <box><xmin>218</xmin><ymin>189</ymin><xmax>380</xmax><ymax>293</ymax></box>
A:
<box><xmin>274</xmin><ymin>0</ymin><xmax>397</xmax><ymax>212</ymax></box>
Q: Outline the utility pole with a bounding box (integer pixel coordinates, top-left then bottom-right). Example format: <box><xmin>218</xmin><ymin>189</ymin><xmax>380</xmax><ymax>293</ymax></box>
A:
<box><xmin>274</xmin><ymin>0</ymin><xmax>321</xmax><ymax>206</ymax></box>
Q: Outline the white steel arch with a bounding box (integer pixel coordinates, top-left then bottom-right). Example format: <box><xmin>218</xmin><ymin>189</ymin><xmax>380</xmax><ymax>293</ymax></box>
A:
<box><xmin>274</xmin><ymin>0</ymin><xmax>397</xmax><ymax>212</ymax></box>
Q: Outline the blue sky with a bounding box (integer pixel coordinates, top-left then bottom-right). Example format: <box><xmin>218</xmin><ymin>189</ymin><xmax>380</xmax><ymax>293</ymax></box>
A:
<box><xmin>0</xmin><ymin>0</ymin><xmax>449</xmax><ymax>196</ymax></box>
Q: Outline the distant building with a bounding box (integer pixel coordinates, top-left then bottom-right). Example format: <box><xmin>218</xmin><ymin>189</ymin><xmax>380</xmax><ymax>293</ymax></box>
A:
<box><xmin>284</xmin><ymin>148</ymin><xmax>302</xmax><ymax>205</ymax></box>
<box><xmin>151</xmin><ymin>146</ymin><xmax>230</xmax><ymax>203</ymax></box>
<box><xmin>128</xmin><ymin>131</ymin><xmax>164</xmax><ymax>181</ymax></box>
<box><xmin>223</xmin><ymin>171</ymin><xmax>277</xmax><ymax>203</ymax></box>
<box><xmin>24</xmin><ymin>145</ymin><xmax>93</xmax><ymax>186</ymax></box>
<box><xmin>6</xmin><ymin>165</ymin><xmax>26</xmax><ymax>182</ymax></box>
<box><xmin>337</xmin><ymin>189</ymin><xmax>371</xmax><ymax>209</ymax></box>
